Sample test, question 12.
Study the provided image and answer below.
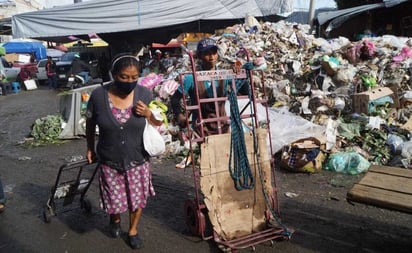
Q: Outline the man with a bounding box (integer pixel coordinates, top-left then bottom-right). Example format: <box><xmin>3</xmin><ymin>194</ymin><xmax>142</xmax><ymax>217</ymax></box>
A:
<box><xmin>150</xmin><ymin>49</ymin><xmax>162</xmax><ymax>74</ymax></box>
<box><xmin>160</xmin><ymin>52</ymin><xmax>174</xmax><ymax>73</ymax></box>
<box><xmin>45</xmin><ymin>56</ymin><xmax>57</xmax><ymax>89</ymax></box>
<box><xmin>170</xmin><ymin>38</ymin><xmax>249</xmax><ymax>135</ymax></box>
<box><xmin>71</xmin><ymin>53</ymin><xmax>90</xmax><ymax>83</ymax></box>
<box><xmin>0</xmin><ymin>177</ymin><xmax>5</xmax><ymax>213</ymax></box>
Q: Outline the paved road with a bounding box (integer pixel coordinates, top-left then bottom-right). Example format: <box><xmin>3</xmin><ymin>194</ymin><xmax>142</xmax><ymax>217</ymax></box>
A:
<box><xmin>0</xmin><ymin>87</ymin><xmax>411</xmax><ymax>253</ymax></box>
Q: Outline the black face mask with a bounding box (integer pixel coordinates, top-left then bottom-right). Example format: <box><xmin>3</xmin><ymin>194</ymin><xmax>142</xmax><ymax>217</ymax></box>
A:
<box><xmin>114</xmin><ymin>80</ymin><xmax>137</xmax><ymax>95</ymax></box>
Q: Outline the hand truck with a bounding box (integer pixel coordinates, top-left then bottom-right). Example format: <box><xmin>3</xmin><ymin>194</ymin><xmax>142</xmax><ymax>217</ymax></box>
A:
<box><xmin>42</xmin><ymin>159</ymin><xmax>98</xmax><ymax>223</ymax></box>
<box><xmin>179</xmin><ymin>45</ymin><xmax>293</xmax><ymax>252</ymax></box>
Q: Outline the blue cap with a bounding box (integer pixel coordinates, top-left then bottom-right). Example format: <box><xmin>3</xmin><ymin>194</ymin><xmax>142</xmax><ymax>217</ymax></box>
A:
<box><xmin>197</xmin><ymin>38</ymin><xmax>218</xmax><ymax>55</ymax></box>
<box><xmin>74</xmin><ymin>53</ymin><xmax>80</xmax><ymax>58</ymax></box>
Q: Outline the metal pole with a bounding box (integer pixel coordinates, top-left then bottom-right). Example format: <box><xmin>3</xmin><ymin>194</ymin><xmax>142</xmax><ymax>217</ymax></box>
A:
<box><xmin>308</xmin><ymin>0</ymin><xmax>316</xmax><ymax>27</ymax></box>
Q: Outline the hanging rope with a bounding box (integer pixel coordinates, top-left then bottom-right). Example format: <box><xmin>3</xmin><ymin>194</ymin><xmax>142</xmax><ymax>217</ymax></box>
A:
<box><xmin>228</xmin><ymin>60</ymin><xmax>292</xmax><ymax>237</ymax></box>
<box><xmin>253</xmin><ymin>135</ymin><xmax>293</xmax><ymax>238</ymax></box>
<box><xmin>228</xmin><ymin>86</ymin><xmax>254</xmax><ymax>191</ymax></box>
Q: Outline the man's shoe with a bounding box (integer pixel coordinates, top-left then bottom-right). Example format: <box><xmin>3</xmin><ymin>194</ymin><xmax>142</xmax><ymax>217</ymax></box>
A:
<box><xmin>128</xmin><ymin>234</ymin><xmax>143</xmax><ymax>249</ymax></box>
<box><xmin>109</xmin><ymin>221</ymin><xmax>121</xmax><ymax>238</ymax></box>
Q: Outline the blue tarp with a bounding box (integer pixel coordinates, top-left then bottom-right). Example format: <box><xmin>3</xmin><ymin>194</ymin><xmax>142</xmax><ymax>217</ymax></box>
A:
<box><xmin>2</xmin><ymin>41</ymin><xmax>47</xmax><ymax>60</ymax></box>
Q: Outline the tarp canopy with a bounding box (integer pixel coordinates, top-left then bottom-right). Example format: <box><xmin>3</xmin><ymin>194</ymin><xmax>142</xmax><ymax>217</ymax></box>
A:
<box><xmin>2</xmin><ymin>41</ymin><xmax>47</xmax><ymax>60</ymax></box>
<box><xmin>12</xmin><ymin>0</ymin><xmax>291</xmax><ymax>46</ymax></box>
<box><xmin>316</xmin><ymin>0</ymin><xmax>410</xmax><ymax>33</ymax></box>
<box><xmin>151</xmin><ymin>42</ymin><xmax>182</xmax><ymax>48</ymax></box>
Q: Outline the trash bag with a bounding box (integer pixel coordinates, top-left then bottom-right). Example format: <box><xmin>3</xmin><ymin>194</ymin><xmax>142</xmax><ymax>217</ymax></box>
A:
<box><xmin>323</xmin><ymin>152</ymin><xmax>370</xmax><ymax>175</ymax></box>
<box><xmin>400</xmin><ymin>140</ymin><xmax>412</xmax><ymax>158</ymax></box>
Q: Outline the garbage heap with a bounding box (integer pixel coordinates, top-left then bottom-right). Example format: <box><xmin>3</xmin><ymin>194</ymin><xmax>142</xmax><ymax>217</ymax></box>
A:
<box><xmin>148</xmin><ymin>17</ymin><xmax>412</xmax><ymax>174</ymax></box>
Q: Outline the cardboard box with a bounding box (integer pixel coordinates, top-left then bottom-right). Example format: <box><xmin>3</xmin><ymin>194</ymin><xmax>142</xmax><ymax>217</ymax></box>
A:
<box><xmin>352</xmin><ymin>87</ymin><xmax>399</xmax><ymax>114</ymax></box>
<box><xmin>321</xmin><ymin>60</ymin><xmax>338</xmax><ymax>76</ymax></box>
<box><xmin>401</xmin><ymin>117</ymin><xmax>412</xmax><ymax>131</ymax></box>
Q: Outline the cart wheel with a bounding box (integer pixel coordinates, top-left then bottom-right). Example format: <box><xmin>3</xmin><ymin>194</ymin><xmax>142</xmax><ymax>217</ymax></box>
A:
<box><xmin>42</xmin><ymin>208</ymin><xmax>53</xmax><ymax>223</ymax></box>
<box><xmin>82</xmin><ymin>199</ymin><xmax>92</xmax><ymax>213</ymax></box>
<box><xmin>184</xmin><ymin>199</ymin><xmax>205</xmax><ymax>236</ymax></box>
<box><xmin>217</xmin><ymin>245</ymin><xmax>232</xmax><ymax>252</ymax></box>
<box><xmin>269</xmin><ymin>240</ymin><xmax>274</xmax><ymax>247</ymax></box>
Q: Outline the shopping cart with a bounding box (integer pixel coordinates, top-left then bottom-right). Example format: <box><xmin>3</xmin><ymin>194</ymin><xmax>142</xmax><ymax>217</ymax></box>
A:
<box><xmin>42</xmin><ymin>159</ymin><xmax>99</xmax><ymax>223</ymax></box>
<box><xmin>179</xmin><ymin>46</ymin><xmax>293</xmax><ymax>252</ymax></box>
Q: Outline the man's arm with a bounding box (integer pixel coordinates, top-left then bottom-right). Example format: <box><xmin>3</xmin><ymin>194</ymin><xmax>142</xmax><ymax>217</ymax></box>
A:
<box><xmin>82</xmin><ymin>61</ymin><xmax>90</xmax><ymax>71</ymax></box>
<box><xmin>236</xmin><ymin>79</ymin><xmax>250</xmax><ymax>96</ymax></box>
<box><xmin>170</xmin><ymin>90</ymin><xmax>187</xmax><ymax>127</ymax></box>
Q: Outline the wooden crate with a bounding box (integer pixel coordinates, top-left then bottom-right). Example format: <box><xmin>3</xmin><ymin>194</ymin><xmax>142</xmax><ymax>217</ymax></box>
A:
<box><xmin>347</xmin><ymin>165</ymin><xmax>412</xmax><ymax>213</ymax></box>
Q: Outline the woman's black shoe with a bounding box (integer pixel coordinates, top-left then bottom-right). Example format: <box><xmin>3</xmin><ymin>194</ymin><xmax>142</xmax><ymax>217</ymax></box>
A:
<box><xmin>109</xmin><ymin>221</ymin><xmax>121</xmax><ymax>238</ymax></box>
<box><xmin>128</xmin><ymin>234</ymin><xmax>143</xmax><ymax>249</ymax></box>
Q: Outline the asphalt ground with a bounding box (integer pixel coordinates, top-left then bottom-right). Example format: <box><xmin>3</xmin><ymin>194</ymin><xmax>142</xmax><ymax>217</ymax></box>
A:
<box><xmin>0</xmin><ymin>85</ymin><xmax>411</xmax><ymax>253</ymax></box>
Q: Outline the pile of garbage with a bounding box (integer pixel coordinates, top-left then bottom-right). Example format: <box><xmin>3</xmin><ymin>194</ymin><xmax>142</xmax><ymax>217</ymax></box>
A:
<box><xmin>25</xmin><ymin>17</ymin><xmax>412</xmax><ymax>174</ymax></box>
<box><xmin>148</xmin><ymin>16</ymin><xmax>412</xmax><ymax>174</ymax></box>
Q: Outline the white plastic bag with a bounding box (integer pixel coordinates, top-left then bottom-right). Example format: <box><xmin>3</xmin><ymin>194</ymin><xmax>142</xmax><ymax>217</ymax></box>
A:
<box><xmin>143</xmin><ymin>119</ymin><xmax>165</xmax><ymax>156</ymax></box>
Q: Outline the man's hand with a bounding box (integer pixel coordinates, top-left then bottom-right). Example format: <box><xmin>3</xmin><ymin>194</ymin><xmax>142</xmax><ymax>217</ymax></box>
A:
<box><xmin>233</xmin><ymin>60</ymin><xmax>242</xmax><ymax>74</ymax></box>
<box><xmin>177</xmin><ymin>113</ymin><xmax>187</xmax><ymax>128</ymax></box>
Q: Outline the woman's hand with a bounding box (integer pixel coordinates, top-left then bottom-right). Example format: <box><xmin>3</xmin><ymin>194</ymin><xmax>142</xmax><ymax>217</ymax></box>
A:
<box><xmin>86</xmin><ymin>149</ymin><xmax>96</xmax><ymax>164</ymax></box>
<box><xmin>135</xmin><ymin>100</ymin><xmax>151</xmax><ymax>118</ymax></box>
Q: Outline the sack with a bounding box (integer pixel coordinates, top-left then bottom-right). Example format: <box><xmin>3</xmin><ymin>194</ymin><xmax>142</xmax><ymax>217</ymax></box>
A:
<box><xmin>280</xmin><ymin>137</ymin><xmax>325</xmax><ymax>173</ymax></box>
<box><xmin>143</xmin><ymin>119</ymin><xmax>165</xmax><ymax>156</ymax></box>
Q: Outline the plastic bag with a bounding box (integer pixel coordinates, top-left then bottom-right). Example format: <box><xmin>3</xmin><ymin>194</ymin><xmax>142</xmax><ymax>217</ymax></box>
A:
<box><xmin>400</xmin><ymin>140</ymin><xmax>412</xmax><ymax>158</ymax></box>
<box><xmin>387</xmin><ymin>134</ymin><xmax>404</xmax><ymax>153</ymax></box>
<box><xmin>158</xmin><ymin>79</ymin><xmax>179</xmax><ymax>99</ymax></box>
<box><xmin>323</xmin><ymin>152</ymin><xmax>370</xmax><ymax>175</ymax></box>
<box><xmin>268</xmin><ymin>107</ymin><xmax>325</xmax><ymax>153</ymax></box>
<box><xmin>148</xmin><ymin>100</ymin><xmax>168</xmax><ymax>127</ymax></box>
<box><xmin>139</xmin><ymin>73</ymin><xmax>163</xmax><ymax>90</ymax></box>
<box><xmin>143</xmin><ymin>119</ymin><xmax>165</xmax><ymax>157</ymax></box>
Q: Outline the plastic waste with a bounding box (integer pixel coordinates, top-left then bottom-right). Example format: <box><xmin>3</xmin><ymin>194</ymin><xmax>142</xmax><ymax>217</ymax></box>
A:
<box><xmin>400</xmin><ymin>140</ymin><xmax>412</xmax><ymax>158</ymax></box>
<box><xmin>361</xmin><ymin>75</ymin><xmax>376</xmax><ymax>88</ymax></box>
<box><xmin>158</xmin><ymin>79</ymin><xmax>179</xmax><ymax>99</ymax></box>
<box><xmin>139</xmin><ymin>73</ymin><xmax>163</xmax><ymax>90</ymax></box>
<box><xmin>323</xmin><ymin>152</ymin><xmax>370</xmax><ymax>175</ymax></box>
<box><xmin>393</xmin><ymin>46</ymin><xmax>412</xmax><ymax>62</ymax></box>
<box><xmin>387</xmin><ymin>134</ymin><xmax>404</xmax><ymax>154</ymax></box>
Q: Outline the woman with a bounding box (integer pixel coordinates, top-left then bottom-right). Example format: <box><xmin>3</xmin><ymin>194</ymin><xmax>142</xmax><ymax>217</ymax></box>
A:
<box><xmin>85</xmin><ymin>54</ymin><xmax>162</xmax><ymax>249</ymax></box>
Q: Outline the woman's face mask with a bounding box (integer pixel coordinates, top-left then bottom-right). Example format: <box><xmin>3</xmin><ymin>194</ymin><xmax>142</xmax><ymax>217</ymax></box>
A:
<box><xmin>114</xmin><ymin>80</ymin><xmax>137</xmax><ymax>95</ymax></box>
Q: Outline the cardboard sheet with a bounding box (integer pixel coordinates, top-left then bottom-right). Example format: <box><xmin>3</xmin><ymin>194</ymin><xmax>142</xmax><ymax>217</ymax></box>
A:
<box><xmin>199</xmin><ymin>128</ymin><xmax>274</xmax><ymax>240</ymax></box>
<box><xmin>24</xmin><ymin>79</ymin><xmax>38</xmax><ymax>90</ymax></box>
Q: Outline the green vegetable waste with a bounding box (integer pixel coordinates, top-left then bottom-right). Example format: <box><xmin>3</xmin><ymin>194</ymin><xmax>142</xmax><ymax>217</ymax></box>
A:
<box><xmin>28</xmin><ymin>114</ymin><xmax>65</xmax><ymax>146</ymax></box>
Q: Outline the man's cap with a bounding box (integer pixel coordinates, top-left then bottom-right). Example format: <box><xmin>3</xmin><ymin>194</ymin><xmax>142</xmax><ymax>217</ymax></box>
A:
<box><xmin>155</xmin><ymin>49</ymin><xmax>162</xmax><ymax>54</ymax></box>
<box><xmin>74</xmin><ymin>53</ymin><xmax>80</xmax><ymax>58</ymax></box>
<box><xmin>197</xmin><ymin>38</ymin><xmax>218</xmax><ymax>55</ymax></box>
